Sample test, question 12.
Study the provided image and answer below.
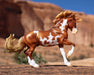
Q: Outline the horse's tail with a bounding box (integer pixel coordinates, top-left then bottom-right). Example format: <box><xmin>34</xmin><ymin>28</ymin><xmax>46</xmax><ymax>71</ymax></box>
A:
<box><xmin>5</xmin><ymin>34</ymin><xmax>26</xmax><ymax>53</ymax></box>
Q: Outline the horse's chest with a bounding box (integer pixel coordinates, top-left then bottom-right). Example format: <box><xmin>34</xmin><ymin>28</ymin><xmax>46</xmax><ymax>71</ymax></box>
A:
<box><xmin>39</xmin><ymin>34</ymin><xmax>60</xmax><ymax>46</ymax></box>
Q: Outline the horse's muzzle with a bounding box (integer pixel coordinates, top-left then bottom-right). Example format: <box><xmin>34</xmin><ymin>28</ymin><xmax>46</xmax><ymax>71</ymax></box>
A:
<box><xmin>72</xmin><ymin>28</ymin><xmax>78</xmax><ymax>34</ymax></box>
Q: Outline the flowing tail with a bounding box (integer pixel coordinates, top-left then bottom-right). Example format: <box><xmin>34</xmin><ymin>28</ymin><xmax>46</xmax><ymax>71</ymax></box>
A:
<box><xmin>5</xmin><ymin>34</ymin><xmax>26</xmax><ymax>53</ymax></box>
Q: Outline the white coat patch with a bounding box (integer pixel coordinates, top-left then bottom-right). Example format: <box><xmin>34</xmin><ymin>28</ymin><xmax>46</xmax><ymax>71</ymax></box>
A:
<box><xmin>27</xmin><ymin>56</ymin><xmax>39</xmax><ymax>68</ymax></box>
<box><xmin>26</xmin><ymin>33</ymin><xmax>31</xmax><ymax>39</ymax></box>
<box><xmin>40</xmin><ymin>32</ymin><xmax>59</xmax><ymax>46</ymax></box>
<box><xmin>33</xmin><ymin>31</ymin><xmax>39</xmax><ymax>36</ymax></box>
<box><xmin>59</xmin><ymin>19</ymin><xmax>68</xmax><ymax>33</ymax></box>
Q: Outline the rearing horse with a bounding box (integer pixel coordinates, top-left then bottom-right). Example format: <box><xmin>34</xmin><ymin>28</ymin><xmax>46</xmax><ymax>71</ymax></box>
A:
<box><xmin>5</xmin><ymin>11</ymin><xmax>81</xmax><ymax>68</ymax></box>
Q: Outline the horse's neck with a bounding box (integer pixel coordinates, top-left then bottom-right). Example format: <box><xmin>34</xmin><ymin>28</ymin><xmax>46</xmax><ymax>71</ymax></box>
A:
<box><xmin>51</xmin><ymin>19</ymin><xmax>68</xmax><ymax>34</ymax></box>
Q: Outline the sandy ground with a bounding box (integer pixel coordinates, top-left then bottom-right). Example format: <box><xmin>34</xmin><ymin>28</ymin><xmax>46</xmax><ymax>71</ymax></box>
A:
<box><xmin>0</xmin><ymin>65</ymin><xmax>94</xmax><ymax>75</ymax></box>
<box><xmin>47</xmin><ymin>58</ymin><xmax>94</xmax><ymax>66</ymax></box>
<box><xmin>0</xmin><ymin>39</ymin><xmax>94</xmax><ymax>75</ymax></box>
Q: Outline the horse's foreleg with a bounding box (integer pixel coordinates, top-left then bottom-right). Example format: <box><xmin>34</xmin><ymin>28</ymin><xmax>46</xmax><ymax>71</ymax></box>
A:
<box><xmin>63</xmin><ymin>39</ymin><xmax>75</xmax><ymax>58</ymax></box>
<box><xmin>67</xmin><ymin>46</ymin><xmax>75</xmax><ymax>58</ymax></box>
<box><xmin>59</xmin><ymin>45</ymin><xmax>71</xmax><ymax>66</ymax></box>
<box><xmin>24</xmin><ymin>47</ymin><xmax>39</xmax><ymax>68</ymax></box>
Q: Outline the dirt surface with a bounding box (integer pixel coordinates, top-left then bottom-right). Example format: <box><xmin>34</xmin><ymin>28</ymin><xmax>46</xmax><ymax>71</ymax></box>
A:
<box><xmin>47</xmin><ymin>58</ymin><xmax>94</xmax><ymax>66</ymax></box>
<box><xmin>0</xmin><ymin>39</ymin><xmax>94</xmax><ymax>75</ymax></box>
<box><xmin>0</xmin><ymin>65</ymin><xmax>94</xmax><ymax>75</ymax></box>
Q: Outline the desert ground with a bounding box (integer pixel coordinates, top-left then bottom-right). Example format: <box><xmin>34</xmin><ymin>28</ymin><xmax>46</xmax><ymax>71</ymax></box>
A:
<box><xmin>0</xmin><ymin>39</ymin><xmax>94</xmax><ymax>75</ymax></box>
<box><xmin>1</xmin><ymin>65</ymin><xmax>94</xmax><ymax>75</ymax></box>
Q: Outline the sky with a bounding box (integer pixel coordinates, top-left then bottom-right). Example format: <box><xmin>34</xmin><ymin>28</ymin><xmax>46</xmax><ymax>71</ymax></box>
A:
<box><xmin>31</xmin><ymin>0</ymin><xmax>94</xmax><ymax>15</ymax></box>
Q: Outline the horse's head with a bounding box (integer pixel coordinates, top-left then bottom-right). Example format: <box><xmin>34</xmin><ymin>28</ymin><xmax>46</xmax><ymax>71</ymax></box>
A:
<box><xmin>53</xmin><ymin>10</ymin><xmax>81</xmax><ymax>34</ymax></box>
<box><xmin>67</xmin><ymin>17</ymin><xmax>77</xmax><ymax>34</ymax></box>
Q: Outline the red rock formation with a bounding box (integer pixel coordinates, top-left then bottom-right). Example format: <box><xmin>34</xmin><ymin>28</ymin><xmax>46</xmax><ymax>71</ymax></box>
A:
<box><xmin>0</xmin><ymin>0</ymin><xmax>24</xmax><ymax>38</ymax></box>
<box><xmin>17</xmin><ymin>1</ymin><xmax>62</xmax><ymax>33</ymax></box>
<box><xmin>0</xmin><ymin>0</ymin><xmax>94</xmax><ymax>46</ymax></box>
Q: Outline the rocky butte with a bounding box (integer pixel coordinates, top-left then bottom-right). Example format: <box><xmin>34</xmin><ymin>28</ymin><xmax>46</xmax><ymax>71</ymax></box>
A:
<box><xmin>0</xmin><ymin>0</ymin><xmax>94</xmax><ymax>46</ymax></box>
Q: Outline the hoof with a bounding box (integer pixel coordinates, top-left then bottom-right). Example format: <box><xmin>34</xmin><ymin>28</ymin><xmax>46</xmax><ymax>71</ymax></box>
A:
<box><xmin>65</xmin><ymin>62</ymin><xmax>72</xmax><ymax>66</ymax></box>
<box><xmin>67</xmin><ymin>54</ymin><xmax>70</xmax><ymax>59</ymax></box>
<box><xmin>35</xmin><ymin>65</ymin><xmax>40</xmax><ymax>68</ymax></box>
<box><xmin>67</xmin><ymin>63</ymin><xmax>72</xmax><ymax>66</ymax></box>
<box><xmin>31</xmin><ymin>65</ymin><xmax>40</xmax><ymax>68</ymax></box>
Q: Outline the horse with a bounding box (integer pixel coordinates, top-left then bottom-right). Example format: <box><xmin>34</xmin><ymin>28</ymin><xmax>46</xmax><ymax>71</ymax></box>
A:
<box><xmin>5</xmin><ymin>10</ymin><xmax>81</xmax><ymax>68</ymax></box>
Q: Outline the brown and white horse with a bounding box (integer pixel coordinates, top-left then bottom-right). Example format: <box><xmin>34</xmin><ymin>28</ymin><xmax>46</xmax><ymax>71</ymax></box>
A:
<box><xmin>5</xmin><ymin>11</ymin><xmax>81</xmax><ymax>68</ymax></box>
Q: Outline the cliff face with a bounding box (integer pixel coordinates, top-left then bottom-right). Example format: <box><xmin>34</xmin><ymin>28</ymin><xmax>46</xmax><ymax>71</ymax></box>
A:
<box><xmin>0</xmin><ymin>0</ymin><xmax>62</xmax><ymax>38</ymax></box>
<box><xmin>0</xmin><ymin>0</ymin><xmax>24</xmax><ymax>38</ymax></box>
<box><xmin>0</xmin><ymin>0</ymin><xmax>94</xmax><ymax>46</ymax></box>
<box><xmin>17</xmin><ymin>1</ymin><xmax>62</xmax><ymax>33</ymax></box>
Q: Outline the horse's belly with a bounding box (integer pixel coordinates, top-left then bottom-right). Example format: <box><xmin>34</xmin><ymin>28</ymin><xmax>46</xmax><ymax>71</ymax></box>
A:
<box><xmin>38</xmin><ymin>32</ymin><xmax>60</xmax><ymax>46</ymax></box>
<box><xmin>39</xmin><ymin>38</ymin><xmax>59</xmax><ymax>46</ymax></box>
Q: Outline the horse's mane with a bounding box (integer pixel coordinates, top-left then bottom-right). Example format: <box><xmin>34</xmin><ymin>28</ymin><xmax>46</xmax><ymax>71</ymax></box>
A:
<box><xmin>53</xmin><ymin>10</ymin><xmax>76</xmax><ymax>24</ymax></box>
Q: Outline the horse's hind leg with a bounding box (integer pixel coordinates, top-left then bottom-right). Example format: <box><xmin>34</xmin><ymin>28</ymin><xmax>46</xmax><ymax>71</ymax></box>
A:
<box><xmin>24</xmin><ymin>46</ymin><xmax>39</xmax><ymax>68</ymax></box>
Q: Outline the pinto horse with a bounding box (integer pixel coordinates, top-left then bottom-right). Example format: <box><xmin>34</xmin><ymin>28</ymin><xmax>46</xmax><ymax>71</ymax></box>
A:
<box><xmin>5</xmin><ymin>11</ymin><xmax>81</xmax><ymax>68</ymax></box>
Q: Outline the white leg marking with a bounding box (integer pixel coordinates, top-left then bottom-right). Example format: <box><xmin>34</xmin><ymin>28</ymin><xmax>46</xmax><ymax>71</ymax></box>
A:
<box><xmin>27</xmin><ymin>56</ymin><xmax>39</xmax><ymax>68</ymax></box>
<box><xmin>60</xmin><ymin>48</ymin><xmax>71</xmax><ymax>66</ymax></box>
<box><xmin>40</xmin><ymin>37</ymin><xmax>47</xmax><ymax>45</ymax></box>
<box><xmin>67</xmin><ymin>46</ymin><xmax>74</xmax><ymax>58</ymax></box>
